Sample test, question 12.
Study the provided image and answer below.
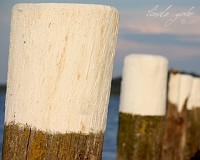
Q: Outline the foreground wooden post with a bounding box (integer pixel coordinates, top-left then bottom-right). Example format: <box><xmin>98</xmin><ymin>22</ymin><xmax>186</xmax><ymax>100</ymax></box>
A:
<box><xmin>162</xmin><ymin>72</ymin><xmax>193</xmax><ymax>160</ymax></box>
<box><xmin>117</xmin><ymin>54</ymin><xmax>168</xmax><ymax>160</ymax></box>
<box><xmin>2</xmin><ymin>3</ymin><xmax>119</xmax><ymax>159</ymax></box>
<box><xmin>185</xmin><ymin>78</ymin><xmax>200</xmax><ymax>160</ymax></box>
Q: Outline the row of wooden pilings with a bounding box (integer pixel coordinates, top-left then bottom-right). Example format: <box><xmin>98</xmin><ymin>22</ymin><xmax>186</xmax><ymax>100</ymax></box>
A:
<box><xmin>1</xmin><ymin>3</ymin><xmax>200</xmax><ymax>160</ymax></box>
<box><xmin>117</xmin><ymin>56</ymin><xmax>200</xmax><ymax>160</ymax></box>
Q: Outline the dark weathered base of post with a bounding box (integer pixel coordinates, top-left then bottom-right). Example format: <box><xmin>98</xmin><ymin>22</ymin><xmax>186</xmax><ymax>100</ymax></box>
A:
<box><xmin>2</xmin><ymin>123</ymin><xmax>104</xmax><ymax>160</ymax></box>
<box><xmin>162</xmin><ymin>102</ymin><xmax>178</xmax><ymax>160</ymax></box>
<box><xmin>184</xmin><ymin>108</ymin><xmax>200</xmax><ymax>160</ymax></box>
<box><xmin>172</xmin><ymin>104</ymin><xmax>187</xmax><ymax>160</ymax></box>
<box><xmin>117</xmin><ymin>112</ymin><xmax>165</xmax><ymax>160</ymax></box>
<box><xmin>162</xmin><ymin>102</ymin><xmax>187</xmax><ymax>160</ymax></box>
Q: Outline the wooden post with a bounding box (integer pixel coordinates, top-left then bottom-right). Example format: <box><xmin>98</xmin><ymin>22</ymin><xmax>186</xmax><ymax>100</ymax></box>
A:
<box><xmin>185</xmin><ymin>78</ymin><xmax>200</xmax><ymax>160</ymax></box>
<box><xmin>2</xmin><ymin>3</ymin><xmax>119</xmax><ymax>159</ymax></box>
<box><xmin>172</xmin><ymin>74</ymin><xmax>193</xmax><ymax>160</ymax></box>
<box><xmin>161</xmin><ymin>72</ymin><xmax>193</xmax><ymax>160</ymax></box>
<box><xmin>162</xmin><ymin>71</ymin><xmax>180</xmax><ymax>160</ymax></box>
<box><xmin>117</xmin><ymin>54</ymin><xmax>168</xmax><ymax>160</ymax></box>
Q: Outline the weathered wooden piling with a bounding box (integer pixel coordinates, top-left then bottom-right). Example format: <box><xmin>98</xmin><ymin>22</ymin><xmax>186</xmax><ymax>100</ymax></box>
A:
<box><xmin>185</xmin><ymin>78</ymin><xmax>200</xmax><ymax>160</ymax></box>
<box><xmin>2</xmin><ymin>3</ymin><xmax>119</xmax><ymax>159</ymax></box>
<box><xmin>162</xmin><ymin>71</ymin><xmax>180</xmax><ymax>160</ymax></box>
<box><xmin>117</xmin><ymin>54</ymin><xmax>168</xmax><ymax>160</ymax></box>
<box><xmin>161</xmin><ymin>72</ymin><xmax>193</xmax><ymax>160</ymax></box>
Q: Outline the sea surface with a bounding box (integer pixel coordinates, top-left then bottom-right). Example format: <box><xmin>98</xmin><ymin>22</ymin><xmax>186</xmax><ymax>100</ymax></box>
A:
<box><xmin>0</xmin><ymin>93</ymin><xmax>120</xmax><ymax>160</ymax></box>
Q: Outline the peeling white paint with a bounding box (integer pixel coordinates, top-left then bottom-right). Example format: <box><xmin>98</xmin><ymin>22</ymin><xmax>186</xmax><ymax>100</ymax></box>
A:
<box><xmin>119</xmin><ymin>54</ymin><xmax>168</xmax><ymax>116</ymax></box>
<box><xmin>187</xmin><ymin>78</ymin><xmax>200</xmax><ymax>109</ymax></box>
<box><xmin>5</xmin><ymin>3</ymin><xmax>119</xmax><ymax>134</ymax></box>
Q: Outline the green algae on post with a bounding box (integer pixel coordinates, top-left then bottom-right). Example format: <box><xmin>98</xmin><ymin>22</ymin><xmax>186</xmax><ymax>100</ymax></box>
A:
<box><xmin>2</xmin><ymin>123</ymin><xmax>104</xmax><ymax>160</ymax></box>
<box><xmin>117</xmin><ymin>113</ymin><xmax>165</xmax><ymax>160</ymax></box>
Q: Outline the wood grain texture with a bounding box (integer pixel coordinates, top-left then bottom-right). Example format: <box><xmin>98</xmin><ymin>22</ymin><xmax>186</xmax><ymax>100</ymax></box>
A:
<box><xmin>5</xmin><ymin>3</ymin><xmax>119</xmax><ymax>134</ymax></box>
<box><xmin>117</xmin><ymin>113</ymin><xmax>165</xmax><ymax>160</ymax></box>
<box><xmin>3</xmin><ymin>3</ymin><xmax>119</xmax><ymax>159</ymax></box>
<box><xmin>2</xmin><ymin>123</ymin><xmax>104</xmax><ymax>160</ymax></box>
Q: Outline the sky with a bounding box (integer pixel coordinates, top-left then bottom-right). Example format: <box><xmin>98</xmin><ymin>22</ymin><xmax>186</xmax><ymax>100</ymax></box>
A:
<box><xmin>0</xmin><ymin>0</ymin><xmax>200</xmax><ymax>84</ymax></box>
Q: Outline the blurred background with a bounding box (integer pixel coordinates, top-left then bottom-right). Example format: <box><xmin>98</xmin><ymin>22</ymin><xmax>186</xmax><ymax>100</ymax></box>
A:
<box><xmin>0</xmin><ymin>0</ymin><xmax>200</xmax><ymax>159</ymax></box>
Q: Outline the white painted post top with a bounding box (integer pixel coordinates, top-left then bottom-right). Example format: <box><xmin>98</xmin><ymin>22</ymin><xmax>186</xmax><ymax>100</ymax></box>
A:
<box><xmin>168</xmin><ymin>72</ymin><xmax>180</xmax><ymax>106</ymax></box>
<box><xmin>120</xmin><ymin>54</ymin><xmax>168</xmax><ymax>116</ymax></box>
<box><xmin>177</xmin><ymin>74</ymin><xmax>193</xmax><ymax>112</ymax></box>
<box><xmin>5</xmin><ymin>3</ymin><xmax>119</xmax><ymax>134</ymax></box>
<box><xmin>168</xmin><ymin>72</ymin><xmax>193</xmax><ymax>112</ymax></box>
<box><xmin>12</xmin><ymin>3</ymin><xmax>117</xmax><ymax>11</ymax></box>
<box><xmin>187</xmin><ymin>77</ymin><xmax>200</xmax><ymax>109</ymax></box>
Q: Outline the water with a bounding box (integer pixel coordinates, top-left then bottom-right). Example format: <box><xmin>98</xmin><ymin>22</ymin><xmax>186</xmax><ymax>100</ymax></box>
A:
<box><xmin>0</xmin><ymin>93</ymin><xmax>119</xmax><ymax>160</ymax></box>
<box><xmin>0</xmin><ymin>93</ymin><xmax>5</xmax><ymax>159</ymax></box>
<box><xmin>103</xmin><ymin>96</ymin><xmax>120</xmax><ymax>160</ymax></box>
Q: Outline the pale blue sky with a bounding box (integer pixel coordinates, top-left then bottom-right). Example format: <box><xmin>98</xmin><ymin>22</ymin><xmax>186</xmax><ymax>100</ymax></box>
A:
<box><xmin>1</xmin><ymin>0</ymin><xmax>200</xmax><ymax>84</ymax></box>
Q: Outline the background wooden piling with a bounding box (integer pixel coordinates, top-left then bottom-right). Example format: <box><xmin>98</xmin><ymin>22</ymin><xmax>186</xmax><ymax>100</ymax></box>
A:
<box><xmin>162</xmin><ymin>71</ymin><xmax>180</xmax><ymax>160</ymax></box>
<box><xmin>185</xmin><ymin>78</ymin><xmax>200</xmax><ymax>160</ymax></box>
<box><xmin>162</xmin><ymin>72</ymin><xmax>193</xmax><ymax>160</ymax></box>
<box><xmin>2</xmin><ymin>3</ymin><xmax>119</xmax><ymax>159</ymax></box>
<box><xmin>117</xmin><ymin>54</ymin><xmax>168</xmax><ymax>160</ymax></box>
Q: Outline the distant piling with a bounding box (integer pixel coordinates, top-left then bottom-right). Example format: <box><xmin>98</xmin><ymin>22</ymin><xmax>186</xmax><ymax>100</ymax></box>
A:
<box><xmin>185</xmin><ymin>78</ymin><xmax>200</xmax><ymax>160</ymax></box>
<box><xmin>2</xmin><ymin>3</ymin><xmax>119</xmax><ymax>159</ymax></box>
<box><xmin>162</xmin><ymin>71</ymin><xmax>180</xmax><ymax>160</ymax></box>
<box><xmin>117</xmin><ymin>54</ymin><xmax>168</xmax><ymax>160</ymax></box>
<box><xmin>162</xmin><ymin>71</ymin><xmax>193</xmax><ymax>160</ymax></box>
<box><xmin>173</xmin><ymin>74</ymin><xmax>193</xmax><ymax>160</ymax></box>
